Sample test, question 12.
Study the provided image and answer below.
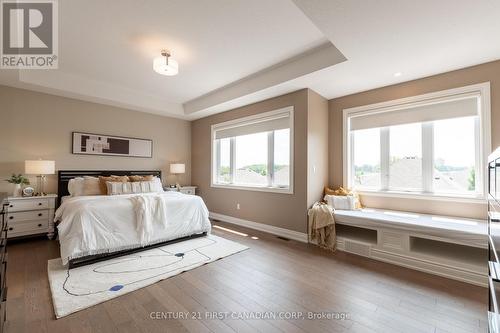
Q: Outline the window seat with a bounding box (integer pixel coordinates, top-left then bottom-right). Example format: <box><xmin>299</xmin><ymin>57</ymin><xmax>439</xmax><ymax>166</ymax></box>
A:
<box><xmin>331</xmin><ymin>208</ymin><xmax>488</xmax><ymax>286</ymax></box>
<box><xmin>334</xmin><ymin>208</ymin><xmax>487</xmax><ymax>249</ymax></box>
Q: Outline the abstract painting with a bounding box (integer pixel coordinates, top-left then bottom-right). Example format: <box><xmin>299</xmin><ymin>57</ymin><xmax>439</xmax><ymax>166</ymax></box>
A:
<box><xmin>72</xmin><ymin>132</ymin><xmax>152</xmax><ymax>158</ymax></box>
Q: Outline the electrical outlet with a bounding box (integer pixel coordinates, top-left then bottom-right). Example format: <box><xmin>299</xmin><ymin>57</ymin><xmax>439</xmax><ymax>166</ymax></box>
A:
<box><xmin>236</xmin><ymin>203</ymin><xmax>240</xmax><ymax>210</ymax></box>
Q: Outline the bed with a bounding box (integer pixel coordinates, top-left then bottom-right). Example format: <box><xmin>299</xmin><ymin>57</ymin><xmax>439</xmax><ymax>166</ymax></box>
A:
<box><xmin>55</xmin><ymin>170</ymin><xmax>211</xmax><ymax>268</ymax></box>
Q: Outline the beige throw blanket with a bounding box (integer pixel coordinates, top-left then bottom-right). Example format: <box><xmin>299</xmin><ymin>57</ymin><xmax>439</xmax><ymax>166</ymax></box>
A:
<box><xmin>308</xmin><ymin>201</ymin><xmax>336</xmax><ymax>251</ymax></box>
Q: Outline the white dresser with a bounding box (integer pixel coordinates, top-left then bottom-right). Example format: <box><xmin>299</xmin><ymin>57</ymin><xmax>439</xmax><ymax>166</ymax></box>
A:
<box><xmin>6</xmin><ymin>194</ymin><xmax>56</xmax><ymax>239</ymax></box>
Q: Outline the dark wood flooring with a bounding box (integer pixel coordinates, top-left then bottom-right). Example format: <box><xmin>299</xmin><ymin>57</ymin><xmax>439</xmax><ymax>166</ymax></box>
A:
<box><xmin>5</xmin><ymin>221</ymin><xmax>487</xmax><ymax>333</ymax></box>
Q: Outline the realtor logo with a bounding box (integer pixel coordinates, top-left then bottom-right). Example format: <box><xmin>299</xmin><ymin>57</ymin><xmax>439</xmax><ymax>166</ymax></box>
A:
<box><xmin>1</xmin><ymin>0</ymin><xmax>58</xmax><ymax>68</ymax></box>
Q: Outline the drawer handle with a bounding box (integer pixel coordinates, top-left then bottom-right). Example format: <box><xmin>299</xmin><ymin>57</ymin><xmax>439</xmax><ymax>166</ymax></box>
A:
<box><xmin>8</xmin><ymin>227</ymin><xmax>13</xmax><ymax>231</ymax></box>
<box><xmin>9</xmin><ymin>205</ymin><xmax>12</xmax><ymax>208</ymax></box>
<box><xmin>38</xmin><ymin>203</ymin><xmax>42</xmax><ymax>206</ymax></box>
<box><xmin>8</xmin><ymin>216</ymin><xmax>13</xmax><ymax>220</ymax></box>
<box><xmin>38</xmin><ymin>213</ymin><xmax>43</xmax><ymax>217</ymax></box>
<box><xmin>38</xmin><ymin>223</ymin><xmax>42</xmax><ymax>227</ymax></box>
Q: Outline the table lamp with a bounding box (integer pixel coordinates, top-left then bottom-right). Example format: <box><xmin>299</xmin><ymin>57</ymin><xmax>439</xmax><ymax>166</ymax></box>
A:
<box><xmin>25</xmin><ymin>160</ymin><xmax>55</xmax><ymax>196</ymax></box>
<box><xmin>170</xmin><ymin>163</ymin><xmax>185</xmax><ymax>189</ymax></box>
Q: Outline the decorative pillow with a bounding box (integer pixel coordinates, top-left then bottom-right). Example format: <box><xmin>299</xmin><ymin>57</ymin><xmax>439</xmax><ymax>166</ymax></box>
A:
<box><xmin>129</xmin><ymin>175</ymin><xmax>155</xmax><ymax>182</ymax></box>
<box><xmin>68</xmin><ymin>177</ymin><xmax>85</xmax><ymax>196</ymax></box>
<box><xmin>324</xmin><ymin>186</ymin><xmax>362</xmax><ymax>209</ymax></box>
<box><xmin>152</xmin><ymin>177</ymin><xmax>163</xmax><ymax>192</ymax></box>
<box><xmin>106</xmin><ymin>182</ymin><xmax>131</xmax><ymax>195</ymax></box>
<box><xmin>98</xmin><ymin>176</ymin><xmax>129</xmax><ymax>194</ymax></box>
<box><xmin>82</xmin><ymin>176</ymin><xmax>102</xmax><ymax>196</ymax></box>
<box><xmin>106</xmin><ymin>179</ymin><xmax>162</xmax><ymax>195</ymax></box>
<box><xmin>324</xmin><ymin>194</ymin><xmax>358</xmax><ymax>210</ymax></box>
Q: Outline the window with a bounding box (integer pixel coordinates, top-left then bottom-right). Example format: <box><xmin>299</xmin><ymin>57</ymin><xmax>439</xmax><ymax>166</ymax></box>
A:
<box><xmin>216</xmin><ymin>138</ymin><xmax>231</xmax><ymax>184</ymax></box>
<box><xmin>211</xmin><ymin>107</ymin><xmax>293</xmax><ymax>193</ymax></box>
<box><xmin>273</xmin><ymin>128</ymin><xmax>291</xmax><ymax>188</ymax></box>
<box><xmin>433</xmin><ymin>116</ymin><xmax>477</xmax><ymax>194</ymax></box>
<box><xmin>352</xmin><ymin>128</ymin><xmax>380</xmax><ymax>189</ymax></box>
<box><xmin>344</xmin><ymin>83</ymin><xmax>491</xmax><ymax>199</ymax></box>
<box><xmin>389</xmin><ymin>123</ymin><xmax>422</xmax><ymax>191</ymax></box>
<box><xmin>234</xmin><ymin>132</ymin><xmax>268</xmax><ymax>186</ymax></box>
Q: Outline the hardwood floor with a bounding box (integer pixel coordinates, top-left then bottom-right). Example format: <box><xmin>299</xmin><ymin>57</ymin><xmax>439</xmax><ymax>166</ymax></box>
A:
<box><xmin>5</xmin><ymin>221</ymin><xmax>487</xmax><ymax>333</ymax></box>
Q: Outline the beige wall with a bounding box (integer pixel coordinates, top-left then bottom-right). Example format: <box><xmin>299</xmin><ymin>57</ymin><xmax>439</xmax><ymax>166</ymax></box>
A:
<box><xmin>0</xmin><ymin>85</ymin><xmax>191</xmax><ymax>194</ymax></box>
<box><xmin>329</xmin><ymin>60</ymin><xmax>500</xmax><ymax>219</ymax></box>
<box><xmin>2</xmin><ymin>60</ymin><xmax>495</xmax><ymax>226</ymax></box>
<box><xmin>192</xmin><ymin>89</ymin><xmax>309</xmax><ymax>233</ymax></box>
<box><xmin>307</xmin><ymin>90</ymin><xmax>329</xmax><ymax>207</ymax></box>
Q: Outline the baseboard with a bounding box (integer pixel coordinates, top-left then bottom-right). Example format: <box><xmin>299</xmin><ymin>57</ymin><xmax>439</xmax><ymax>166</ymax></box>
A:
<box><xmin>209</xmin><ymin>212</ymin><xmax>308</xmax><ymax>243</ymax></box>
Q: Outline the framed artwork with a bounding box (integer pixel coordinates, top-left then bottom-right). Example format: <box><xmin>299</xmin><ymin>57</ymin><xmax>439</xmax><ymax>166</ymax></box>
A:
<box><xmin>72</xmin><ymin>132</ymin><xmax>153</xmax><ymax>158</ymax></box>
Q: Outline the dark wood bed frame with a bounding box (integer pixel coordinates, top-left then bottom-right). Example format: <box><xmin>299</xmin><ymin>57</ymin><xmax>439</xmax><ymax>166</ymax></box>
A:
<box><xmin>57</xmin><ymin>170</ymin><xmax>207</xmax><ymax>269</ymax></box>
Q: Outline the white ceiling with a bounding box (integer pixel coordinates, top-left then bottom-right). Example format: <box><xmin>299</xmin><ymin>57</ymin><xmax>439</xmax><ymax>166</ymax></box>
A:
<box><xmin>292</xmin><ymin>0</ymin><xmax>500</xmax><ymax>100</ymax></box>
<box><xmin>1</xmin><ymin>0</ymin><xmax>499</xmax><ymax>120</ymax></box>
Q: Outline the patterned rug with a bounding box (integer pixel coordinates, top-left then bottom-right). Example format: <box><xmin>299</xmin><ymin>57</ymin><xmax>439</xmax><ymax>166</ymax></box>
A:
<box><xmin>48</xmin><ymin>234</ymin><xmax>248</xmax><ymax>318</ymax></box>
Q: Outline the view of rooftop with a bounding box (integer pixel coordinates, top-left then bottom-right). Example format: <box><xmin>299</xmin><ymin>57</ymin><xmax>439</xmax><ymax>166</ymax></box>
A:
<box><xmin>355</xmin><ymin>157</ymin><xmax>475</xmax><ymax>193</ymax></box>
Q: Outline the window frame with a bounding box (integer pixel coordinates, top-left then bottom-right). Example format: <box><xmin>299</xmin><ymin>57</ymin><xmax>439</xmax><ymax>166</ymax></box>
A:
<box><xmin>343</xmin><ymin>82</ymin><xmax>491</xmax><ymax>202</ymax></box>
<box><xmin>210</xmin><ymin>106</ymin><xmax>294</xmax><ymax>194</ymax></box>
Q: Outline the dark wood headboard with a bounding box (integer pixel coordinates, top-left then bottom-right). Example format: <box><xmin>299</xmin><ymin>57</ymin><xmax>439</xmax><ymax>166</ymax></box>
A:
<box><xmin>57</xmin><ymin>170</ymin><xmax>162</xmax><ymax>206</ymax></box>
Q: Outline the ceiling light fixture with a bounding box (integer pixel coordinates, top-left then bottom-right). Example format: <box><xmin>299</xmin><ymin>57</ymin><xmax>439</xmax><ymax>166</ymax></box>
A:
<box><xmin>153</xmin><ymin>49</ymin><xmax>178</xmax><ymax>76</ymax></box>
<box><xmin>393</xmin><ymin>72</ymin><xmax>402</xmax><ymax>77</ymax></box>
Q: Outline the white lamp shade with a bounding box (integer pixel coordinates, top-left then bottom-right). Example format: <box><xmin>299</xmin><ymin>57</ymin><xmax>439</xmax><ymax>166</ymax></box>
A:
<box><xmin>25</xmin><ymin>160</ymin><xmax>55</xmax><ymax>175</ymax></box>
<box><xmin>153</xmin><ymin>56</ymin><xmax>179</xmax><ymax>76</ymax></box>
<box><xmin>170</xmin><ymin>163</ymin><xmax>185</xmax><ymax>174</ymax></box>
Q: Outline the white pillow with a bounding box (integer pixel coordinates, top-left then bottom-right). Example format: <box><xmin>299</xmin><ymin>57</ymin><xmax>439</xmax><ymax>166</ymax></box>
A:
<box><xmin>107</xmin><ymin>180</ymin><xmax>162</xmax><ymax>195</ymax></box>
<box><xmin>68</xmin><ymin>177</ymin><xmax>85</xmax><ymax>196</ymax></box>
<box><xmin>107</xmin><ymin>182</ymin><xmax>131</xmax><ymax>195</ymax></box>
<box><xmin>152</xmin><ymin>177</ymin><xmax>164</xmax><ymax>192</ymax></box>
<box><xmin>82</xmin><ymin>176</ymin><xmax>102</xmax><ymax>196</ymax></box>
<box><xmin>324</xmin><ymin>195</ymin><xmax>358</xmax><ymax>210</ymax></box>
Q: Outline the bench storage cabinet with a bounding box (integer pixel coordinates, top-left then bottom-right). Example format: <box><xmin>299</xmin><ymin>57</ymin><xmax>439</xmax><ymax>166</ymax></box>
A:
<box><xmin>333</xmin><ymin>208</ymin><xmax>488</xmax><ymax>286</ymax></box>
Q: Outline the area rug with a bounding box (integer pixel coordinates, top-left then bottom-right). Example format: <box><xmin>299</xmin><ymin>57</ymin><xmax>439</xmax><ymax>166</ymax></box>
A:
<box><xmin>48</xmin><ymin>234</ymin><xmax>248</xmax><ymax>318</ymax></box>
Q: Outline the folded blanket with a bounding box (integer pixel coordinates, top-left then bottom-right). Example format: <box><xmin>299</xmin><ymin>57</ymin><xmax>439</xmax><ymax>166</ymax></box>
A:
<box><xmin>308</xmin><ymin>201</ymin><xmax>336</xmax><ymax>251</ymax></box>
<box><xmin>130</xmin><ymin>194</ymin><xmax>168</xmax><ymax>244</ymax></box>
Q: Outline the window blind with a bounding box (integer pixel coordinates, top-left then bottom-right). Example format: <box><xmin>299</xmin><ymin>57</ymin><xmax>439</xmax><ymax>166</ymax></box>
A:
<box><xmin>349</xmin><ymin>96</ymin><xmax>479</xmax><ymax>131</ymax></box>
<box><xmin>214</xmin><ymin>111</ymin><xmax>291</xmax><ymax>140</ymax></box>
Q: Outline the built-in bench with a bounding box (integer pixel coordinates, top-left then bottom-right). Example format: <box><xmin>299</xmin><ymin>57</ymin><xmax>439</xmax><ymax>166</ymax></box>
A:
<box><xmin>333</xmin><ymin>208</ymin><xmax>488</xmax><ymax>286</ymax></box>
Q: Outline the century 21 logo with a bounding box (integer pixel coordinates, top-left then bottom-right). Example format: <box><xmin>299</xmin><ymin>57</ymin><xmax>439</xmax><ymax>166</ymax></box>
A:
<box><xmin>1</xmin><ymin>0</ymin><xmax>58</xmax><ymax>68</ymax></box>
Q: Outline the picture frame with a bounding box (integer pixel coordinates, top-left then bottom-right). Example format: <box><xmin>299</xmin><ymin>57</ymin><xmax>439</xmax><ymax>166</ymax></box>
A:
<box><xmin>72</xmin><ymin>132</ymin><xmax>153</xmax><ymax>158</ymax></box>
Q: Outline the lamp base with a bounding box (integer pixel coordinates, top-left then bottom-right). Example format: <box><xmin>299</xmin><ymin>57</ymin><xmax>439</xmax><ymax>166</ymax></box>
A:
<box><xmin>35</xmin><ymin>175</ymin><xmax>47</xmax><ymax>196</ymax></box>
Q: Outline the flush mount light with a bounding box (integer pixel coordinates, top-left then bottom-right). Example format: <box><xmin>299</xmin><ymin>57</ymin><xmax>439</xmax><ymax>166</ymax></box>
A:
<box><xmin>394</xmin><ymin>72</ymin><xmax>402</xmax><ymax>77</ymax></box>
<box><xmin>153</xmin><ymin>50</ymin><xmax>178</xmax><ymax>76</ymax></box>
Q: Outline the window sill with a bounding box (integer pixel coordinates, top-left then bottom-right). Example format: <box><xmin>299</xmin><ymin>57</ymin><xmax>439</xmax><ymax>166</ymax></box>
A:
<box><xmin>211</xmin><ymin>183</ymin><xmax>293</xmax><ymax>194</ymax></box>
<box><xmin>357</xmin><ymin>189</ymin><xmax>487</xmax><ymax>204</ymax></box>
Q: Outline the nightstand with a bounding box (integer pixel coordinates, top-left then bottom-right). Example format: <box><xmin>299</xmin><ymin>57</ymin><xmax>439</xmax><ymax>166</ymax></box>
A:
<box><xmin>180</xmin><ymin>186</ymin><xmax>197</xmax><ymax>195</ymax></box>
<box><xmin>163</xmin><ymin>186</ymin><xmax>197</xmax><ymax>195</ymax></box>
<box><xmin>6</xmin><ymin>194</ymin><xmax>56</xmax><ymax>239</ymax></box>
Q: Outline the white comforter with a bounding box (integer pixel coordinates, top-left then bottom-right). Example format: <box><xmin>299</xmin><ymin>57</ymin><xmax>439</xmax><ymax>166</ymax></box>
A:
<box><xmin>55</xmin><ymin>192</ymin><xmax>211</xmax><ymax>265</ymax></box>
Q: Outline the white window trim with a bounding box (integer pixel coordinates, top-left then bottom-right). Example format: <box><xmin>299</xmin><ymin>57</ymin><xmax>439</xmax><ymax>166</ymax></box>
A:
<box><xmin>210</xmin><ymin>106</ymin><xmax>294</xmax><ymax>194</ymax></box>
<box><xmin>342</xmin><ymin>82</ymin><xmax>491</xmax><ymax>201</ymax></box>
